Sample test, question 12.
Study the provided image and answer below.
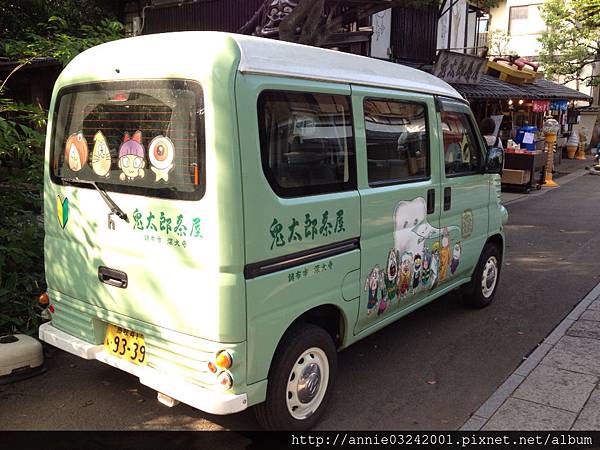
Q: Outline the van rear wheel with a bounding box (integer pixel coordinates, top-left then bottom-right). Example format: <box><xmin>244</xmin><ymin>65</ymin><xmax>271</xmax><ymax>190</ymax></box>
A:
<box><xmin>462</xmin><ymin>243</ymin><xmax>501</xmax><ymax>308</ymax></box>
<box><xmin>254</xmin><ymin>323</ymin><xmax>337</xmax><ymax>430</ymax></box>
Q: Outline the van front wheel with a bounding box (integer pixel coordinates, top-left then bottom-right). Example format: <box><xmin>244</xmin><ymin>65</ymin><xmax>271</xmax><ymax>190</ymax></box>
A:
<box><xmin>462</xmin><ymin>243</ymin><xmax>501</xmax><ymax>308</ymax></box>
<box><xmin>254</xmin><ymin>324</ymin><xmax>337</xmax><ymax>430</ymax></box>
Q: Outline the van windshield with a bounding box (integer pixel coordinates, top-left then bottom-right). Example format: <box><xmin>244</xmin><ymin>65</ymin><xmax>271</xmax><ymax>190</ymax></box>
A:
<box><xmin>51</xmin><ymin>80</ymin><xmax>205</xmax><ymax>200</ymax></box>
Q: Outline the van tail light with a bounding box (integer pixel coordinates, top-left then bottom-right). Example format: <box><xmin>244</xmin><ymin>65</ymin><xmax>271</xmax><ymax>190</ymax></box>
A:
<box><xmin>39</xmin><ymin>292</ymin><xmax>49</xmax><ymax>306</ymax></box>
<box><xmin>215</xmin><ymin>350</ymin><xmax>232</xmax><ymax>369</ymax></box>
<box><xmin>217</xmin><ymin>371</ymin><xmax>233</xmax><ymax>390</ymax></box>
<box><xmin>207</xmin><ymin>362</ymin><xmax>217</xmax><ymax>374</ymax></box>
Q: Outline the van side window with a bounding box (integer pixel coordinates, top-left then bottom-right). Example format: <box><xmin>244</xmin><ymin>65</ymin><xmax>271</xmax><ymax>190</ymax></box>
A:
<box><xmin>441</xmin><ymin>110</ymin><xmax>483</xmax><ymax>176</ymax></box>
<box><xmin>258</xmin><ymin>91</ymin><xmax>356</xmax><ymax>197</ymax></box>
<box><xmin>363</xmin><ymin>98</ymin><xmax>429</xmax><ymax>186</ymax></box>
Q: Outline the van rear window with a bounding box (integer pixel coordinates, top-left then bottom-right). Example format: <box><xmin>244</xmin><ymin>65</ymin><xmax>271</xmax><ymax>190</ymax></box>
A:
<box><xmin>50</xmin><ymin>80</ymin><xmax>205</xmax><ymax>200</ymax></box>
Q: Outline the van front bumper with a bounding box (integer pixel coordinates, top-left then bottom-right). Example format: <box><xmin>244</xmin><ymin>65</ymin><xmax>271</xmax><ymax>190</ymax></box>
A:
<box><xmin>39</xmin><ymin>322</ymin><xmax>248</xmax><ymax>415</ymax></box>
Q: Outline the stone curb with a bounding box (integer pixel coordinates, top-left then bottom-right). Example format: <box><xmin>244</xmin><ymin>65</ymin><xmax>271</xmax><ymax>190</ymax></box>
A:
<box><xmin>460</xmin><ymin>280</ymin><xmax>600</xmax><ymax>431</ymax></box>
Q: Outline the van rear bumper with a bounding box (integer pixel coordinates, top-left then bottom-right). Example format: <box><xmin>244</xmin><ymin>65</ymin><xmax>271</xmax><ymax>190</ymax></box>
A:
<box><xmin>39</xmin><ymin>322</ymin><xmax>248</xmax><ymax>415</ymax></box>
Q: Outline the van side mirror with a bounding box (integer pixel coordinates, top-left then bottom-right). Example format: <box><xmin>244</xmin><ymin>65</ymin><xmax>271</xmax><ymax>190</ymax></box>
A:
<box><xmin>485</xmin><ymin>146</ymin><xmax>503</xmax><ymax>174</ymax></box>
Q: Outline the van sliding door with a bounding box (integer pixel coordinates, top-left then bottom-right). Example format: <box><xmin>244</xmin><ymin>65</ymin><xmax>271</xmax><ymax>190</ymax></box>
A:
<box><xmin>353</xmin><ymin>87</ymin><xmax>441</xmax><ymax>334</ymax></box>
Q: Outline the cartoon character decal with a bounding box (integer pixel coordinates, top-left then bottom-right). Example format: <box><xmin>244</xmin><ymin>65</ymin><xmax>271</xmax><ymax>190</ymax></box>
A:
<box><xmin>91</xmin><ymin>131</ymin><xmax>111</xmax><ymax>178</ymax></box>
<box><xmin>64</xmin><ymin>132</ymin><xmax>88</xmax><ymax>172</ymax></box>
<box><xmin>450</xmin><ymin>242</ymin><xmax>461</xmax><ymax>274</ymax></box>
<box><xmin>439</xmin><ymin>228</ymin><xmax>450</xmax><ymax>282</ymax></box>
<box><xmin>393</xmin><ymin>197</ymin><xmax>451</xmax><ymax>258</ymax></box>
<box><xmin>118</xmin><ymin>131</ymin><xmax>145</xmax><ymax>181</ymax></box>
<box><xmin>430</xmin><ymin>243</ymin><xmax>440</xmax><ymax>290</ymax></box>
<box><xmin>364</xmin><ymin>197</ymin><xmax>465</xmax><ymax>318</ymax></box>
<box><xmin>398</xmin><ymin>252</ymin><xmax>413</xmax><ymax>297</ymax></box>
<box><xmin>421</xmin><ymin>249</ymin><xmax>432</xmax><ymax>288</ymax></box>
<box><xmin>384</xmin><ymin>249</ymin><xmax>398</xmax><ymax>303</ymax></box>
<box><xmin>148</xmin><ymin>135</ymin><xmax>175</xmax><ymax>182</ymax></box>
<box><xmin>364</xmin><ymin>265</ymin><xmax>384</xmax><ymax>316</ymax></box>
<box><xmin>378</xmin><ymin>291</ymin><xmax>388</xmax><ymax>316</ymax></box>
<box><xmin>412</xmin><ymin>253</ymin><xmax>422</xmax><ymax>294</ymax></box>
<box><xmin>462</xmin><ymin>209</ymin><xmax>473</xmax><ymax>239</ymax></box>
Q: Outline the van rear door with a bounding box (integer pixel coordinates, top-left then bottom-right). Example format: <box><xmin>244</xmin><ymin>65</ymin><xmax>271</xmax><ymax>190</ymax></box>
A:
<box><xmin>45</xmin><ymin>79</ymin><xmax>211</xmax><ymax>337</ymax></box>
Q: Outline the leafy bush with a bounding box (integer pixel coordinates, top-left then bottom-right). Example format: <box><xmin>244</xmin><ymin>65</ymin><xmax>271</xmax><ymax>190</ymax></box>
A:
<box><xmin>0</xmin><ymin>14</ymin><xmax>124</xmax><ymax>335</ymax></box>
<box><xmin>0</xmin><ymin>188</ymin><xmax>45</xmax><ymax>335</ymax></box>
<box><xmin>0</xmin><ymin>99</ymin><xmax>46</xmax><ymax>169</ymax></box>
<box><xmin>0</xmin><ymin>100</ymin><xmax>46</xmax><ymax>335</ymax></box>
<box><xmin>2</xmin><ymin>16</ymin><xmax>123</xmax><ymax>66</ymax></box>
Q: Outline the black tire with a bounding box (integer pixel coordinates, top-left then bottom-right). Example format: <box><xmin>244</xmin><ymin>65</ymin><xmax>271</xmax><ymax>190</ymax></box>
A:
<box><xmin>461</xmin><ymin>242</ymin><xmax>501</xmax><ymax>308</ymax></box>
<box><xmin>253</xmin><ymin>323</ymin><xmax>337</xmax><ymax>431</ymax></box>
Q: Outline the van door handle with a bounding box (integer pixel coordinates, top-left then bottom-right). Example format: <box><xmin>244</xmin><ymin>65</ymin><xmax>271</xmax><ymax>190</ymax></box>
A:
<box><xmin>426</xmin><ymin>189</ymin><xmax>435</xmax><ymax>214</ymax></box>
<box><xmin>444</xmin><ymin>187</ymin><xmax>451</xmax><ymax>211</ymax></box>
<box><xmin>98</xmin><ymin>266</ymin><xmax>128</xmax><ymax>289</ymax></box>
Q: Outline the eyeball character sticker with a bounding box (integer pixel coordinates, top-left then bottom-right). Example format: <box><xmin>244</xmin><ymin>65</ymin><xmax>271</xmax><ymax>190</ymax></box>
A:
<box><xmin>118</xmin><ymin>131</ymin><xmax>145</xmax><ymax>181</ymax></box>
<box><xmin>64</xmin><ymin>132</ymin><xmax>88</xmax><ymax>172</ymax></box>
<box><xmin>92</xmin><ymin>131</ymin><xmax>112</xmax><ymax>178</ymax></box>
<box><xmin>148</xmin><ymin>135</ymin><xmax>175</xmax><ymax>182</ymax></box>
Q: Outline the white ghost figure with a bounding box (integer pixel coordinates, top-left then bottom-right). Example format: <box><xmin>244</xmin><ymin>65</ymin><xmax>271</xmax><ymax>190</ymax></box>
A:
<box><xmin>393</xmin><ymin>197</ymin><xmax>459</xmax><ymax>258</ymax></box>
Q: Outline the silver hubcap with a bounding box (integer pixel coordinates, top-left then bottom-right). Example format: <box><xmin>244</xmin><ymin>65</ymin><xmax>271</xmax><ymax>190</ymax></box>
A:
<box><xmin>286</xmin><ymin>347</ymin><xmax>329</xmax><ymax>420</ymax></box>
<box><xmin>481</xmin><ymin>256</ymin><xmax>498</xmax><ymax>298</ymax></box>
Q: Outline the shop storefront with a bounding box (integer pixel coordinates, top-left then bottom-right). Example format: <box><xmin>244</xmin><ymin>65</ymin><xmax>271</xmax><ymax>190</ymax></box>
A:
<box><xmin>447</xmin><ymin>65</ymin><xmax>592</xmax><ymax>191</ymax></box>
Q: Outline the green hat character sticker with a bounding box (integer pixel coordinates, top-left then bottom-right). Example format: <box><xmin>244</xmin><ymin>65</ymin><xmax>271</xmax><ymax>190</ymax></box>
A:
<box><xmin>118</xmin><ymin>131</ymin><xmax>145</xmax><ymax>181</ymax></box>
<box><xmin>56</xmin><ymin>195</ymin><xmax>69</xmax><ymax>229</ymax></box>
<box><xmin>148</xmin><ymin>135</ymin><xmax>175</xmax><ymax>182</ymax></box>
<box><xmin>91</xmin><ymin>131</ymin><xmax>112</xmax><ymax>178</ymax></box>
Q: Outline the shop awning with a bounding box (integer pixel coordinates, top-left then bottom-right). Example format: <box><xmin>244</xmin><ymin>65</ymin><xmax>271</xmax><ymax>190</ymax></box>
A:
<box><xmin>450</xmin><ymin>73</ymin><xmax>592</xmax><ymax>102</ymax></box>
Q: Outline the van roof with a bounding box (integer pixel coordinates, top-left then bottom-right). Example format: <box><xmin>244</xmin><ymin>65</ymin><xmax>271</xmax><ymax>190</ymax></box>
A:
<box><xmin>230</xmin><ymin>33</ymin><xmax>463</xmax><ymax>100</ymax></box>
<box><xmin>63</xmin><ymin>32</ymin><xmax>463</xmax><ymax>101</ymax></box>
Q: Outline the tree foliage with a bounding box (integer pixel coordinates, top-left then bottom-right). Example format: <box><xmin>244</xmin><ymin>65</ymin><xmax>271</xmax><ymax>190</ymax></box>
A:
<box><xmin>0</xmin><ymin>4</ymin><xmax>124</xmax><ymax>335</ymax></box>
<box><xmin>0</xmin><ymin>0</ymin><xmax>122</xmax><ymax>40</ymax></box>
<box><xmin>539</xmin><ymin>0</ymin><xmax>600</xmax><ymax>86</ymax></box>
<box><xmin>2</xmin><ymin>16</ymin><xmax>123</xmax><ymax>68</ymax></box>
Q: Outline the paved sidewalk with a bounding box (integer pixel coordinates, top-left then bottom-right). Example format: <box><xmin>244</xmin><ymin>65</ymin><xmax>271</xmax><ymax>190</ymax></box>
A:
<box><xmin>462</xmin><ymin>282</ymin><xmax>600</xmax><ymax>431</ymax></box>
<box><xmin>502</xmin><ymin>156</ymin><xmax>593</xmax><ymax>206</ymax></box>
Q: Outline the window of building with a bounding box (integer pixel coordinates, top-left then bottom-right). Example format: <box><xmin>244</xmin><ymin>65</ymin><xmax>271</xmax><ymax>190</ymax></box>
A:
<box><xmin>363</xmin><ymin>98</ymin><xmax>429</xmax><ymax>186</ymax></box>
<box><xmin>257</xmin><ymin>91</ymin><xmax>356</xmax><ymax>197</ymax></box>
<box><xmin>509</xmin><ymin>4</ymin><xmax>545</xmax><ymax>35</ymax></box>
<box><xmin>440</xmin><ymin>110</ymin><xmax>483</xmax><ymax>176</ymax></box>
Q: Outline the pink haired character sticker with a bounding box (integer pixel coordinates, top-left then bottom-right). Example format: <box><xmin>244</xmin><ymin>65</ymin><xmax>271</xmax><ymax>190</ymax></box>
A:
<box><xmin>118</xmin><ymin>131</ymin><xmax>145</xmax><ymax>181</ymax></box>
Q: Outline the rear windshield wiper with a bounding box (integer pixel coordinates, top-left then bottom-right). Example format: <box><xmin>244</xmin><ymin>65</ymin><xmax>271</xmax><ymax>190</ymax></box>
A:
<box><xmin>61</xmin><ymin>177</ymin><xmax>129</xmax><ymax>223</ymax></box>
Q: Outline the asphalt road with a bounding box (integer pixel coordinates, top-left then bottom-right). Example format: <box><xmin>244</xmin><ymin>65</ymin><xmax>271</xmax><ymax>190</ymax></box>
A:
<box><xmin>2</xmin><ymin>173</ymin><xmax>600</xmax><ymax>431</ymax></box>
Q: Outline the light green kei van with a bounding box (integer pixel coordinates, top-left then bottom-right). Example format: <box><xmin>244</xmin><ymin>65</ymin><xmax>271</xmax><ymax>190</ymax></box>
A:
<box><xmin>39</xmin><ymin>31</ymin><xmax>508</xmax><ymax>430</ymax></box>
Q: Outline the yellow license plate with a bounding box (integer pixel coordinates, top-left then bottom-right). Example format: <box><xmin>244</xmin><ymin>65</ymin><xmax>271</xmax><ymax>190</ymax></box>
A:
<box><xmin>104</xmin><ymin>324</ymin><xmax>147</xmax><ymax>365</ymax></box>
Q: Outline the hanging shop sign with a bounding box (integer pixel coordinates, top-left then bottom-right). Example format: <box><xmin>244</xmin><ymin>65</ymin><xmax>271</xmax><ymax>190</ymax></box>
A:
<box><xmin>550</xmin><ymin>100</ymin><xmax>568</xmax><ymax>112</ymax></box>
<box><xmin>532</xmin><ymin>100</ymin><xmax>550</xmax><ymax>112</ymax></box>
<box><xmin>433</xmin><ymin>50</ymin><xmax>487</xmax><ymax>85</ymax></box>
